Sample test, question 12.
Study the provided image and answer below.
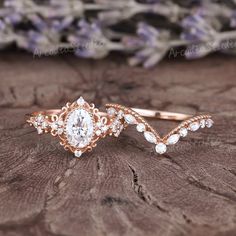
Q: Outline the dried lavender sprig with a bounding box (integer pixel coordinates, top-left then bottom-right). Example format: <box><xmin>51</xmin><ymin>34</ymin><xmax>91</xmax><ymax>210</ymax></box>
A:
<box><xmin>127</xmin><ymin>21</ymin><xmax>236</xmax><ymax>68</ymax></box>
<box><xmin>1</xmin><ymin>0</ymin><xmax>236</xmax><ymax>68</ymax></box>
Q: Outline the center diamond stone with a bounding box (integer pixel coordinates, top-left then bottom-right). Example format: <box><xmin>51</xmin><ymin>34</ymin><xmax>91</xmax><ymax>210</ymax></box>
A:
<box><xmin>65</xmin><ymin>109</ymin><xmax>94</xmax><ymax>148</ymax></box>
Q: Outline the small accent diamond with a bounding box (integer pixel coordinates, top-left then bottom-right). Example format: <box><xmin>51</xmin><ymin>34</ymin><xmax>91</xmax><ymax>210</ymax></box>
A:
<box><xmin>206</xmin><ymin>119</ymin><xmax>213</xmax><ymax>128</ymax></box>
<box><xmin>57</xmin><ymin>128</ymin><xmax>64</xmax><ymax>135</ymax></box>
<box><xmin>101</xmin><ymin>126</ymin><xmax>108</xmax><ymax>133</ymax></box>
<box><xmin>200</xmin><ymin>120</ymin><xmax>206</xmax><ymax>128</ymax></box>
<box><xmin>37</xmin><ymin>127</ymin><xmax>43</xmax><ymax>134</ymax></box>
<box><xmin>74</xmin><ymin>150</ymin><xmax>82</xmax><ymax>157</ymax></box>
<box><xmin>77</xmin><ymin>96</ymin><xmax>85</xmax><ymax>106</ymax></box>
<box><xmin>179</xmin><ymin>128</ymin><xmax>188</xmax><ymax>137</ymax></box>
<box><xmin>96</xmin><ymin>130</ymin><xmax>102</xmax><ymax>136</ymax></box>
<box><xmin>124</xmin><ymin>114</ymin><xmax>137</xmax><ymax>124</ymax></box>
<box><xmin>189</xmin><ymin>122</ymin><xmax>200</xmax><ymax>132</ymax></box>
<box><xmin>107</xmin><ymin>107</ymin><xmax>116</xmax><ymax>117</ymax></box>
<box><xmin>117</xmin><ymin>110</ymin><xmax>124</xmax><ymax>119</ymax></box>
<box><xmin>155</xmin><ymin>143</ymin><xmax>167</xmax><ymax>154</ymax></box>
<box><xmin>51</xmin><ymin>122</ymin><xmax>58</xmax><ymax>130</ymax></box>
<box><xmin>136</xmin><ymin>123</ymin><xmax>146</xmax><ymax>132</ymax></box>
<box><xmin>58</xmin><ymin>120</ymin><xmax>64</xmax><ymax>126</ymax></box>
<box><xmin>41</xmin><ymin>121</ymin><xmax>48</xmax><ymax>129</ymax></box>
<box><xmin>144</xmin><ymin>131</ymin><xmax>157</xmax><ymax>144</ymax></box>
<box><xmin>36</xmin><ymin>114</ymin><xmax>44</xmax><ymax>123</ymax></box>
<box><xmin>166</xmin><ymin>134</ymin><xmax>180</xmax><ymax>145</ymax></box>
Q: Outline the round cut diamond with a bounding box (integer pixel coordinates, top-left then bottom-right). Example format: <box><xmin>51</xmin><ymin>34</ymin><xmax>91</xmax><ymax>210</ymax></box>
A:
<box><xmin>95</xmin><ymin>130</ymin><xmax>102</xmax><ymax>136</ymax></box>
<box><xmin>37</xmin><ymin>127</ymin><xmax>43</xmax><ymax>134</ymax></box>
<box><xmin>74</xmin><ymin>150</ymin><xmax>82</xmax><ymax>157</ymax></box>
<box><xmin>65</xmin><ymin>109</ymin><xmax>94</xmax><ymax>148</ymax></box>
<box><xmin>51</xmin><ymin>122</ymin><xmax>58</xmax><ymax>130</ymax></box>
<box><xmin>200</xmin><ymin>120</ymin><xmax>206</xmax><ymax>128</ymax></box>
<box><xmin>206</xmin><ymin>119</ymin><xmax>213</xmax><ymax>128</ymax></box>
<box><xmin>107</xmin><ymin>107</ymin><xmax>116</xmax><ymax>117</ymax></box>
<box><xmin>179</xmin><ymin>128</ymin><xmax>188</xmax><ymax>137</ymax></box>
<box><xmin>155</xmin><ymin>143</ymin><xmax>167</xmax><ymax>154</ymax></box>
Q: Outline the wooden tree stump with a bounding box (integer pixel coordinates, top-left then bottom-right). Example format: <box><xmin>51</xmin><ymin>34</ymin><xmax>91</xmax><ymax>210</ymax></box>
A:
<box><xmin>0</xmin><ymin>52</ymin><xmax>235</xmax><ymax>236</ymax></box>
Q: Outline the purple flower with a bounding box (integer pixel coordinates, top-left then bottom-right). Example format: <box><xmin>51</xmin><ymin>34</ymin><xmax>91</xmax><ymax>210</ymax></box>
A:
<box><xmin>17</xmin><ymin>30</ymin><xmax>52</xmax><ymax>53</ymax></box>
<box><xmin>68</xmin><ymin>20</ymin><xmax>110</xmax><ymax>59</ymax></box>
<box><xmin>231</xmin><ymin>11</ymin><xmax>236</xmax><ymax>28</ymax></box>
<box><xmin>0</xmin><ymin>20</ymin><xmax>6</xmax><ymax>31</ymax></box>
<box><xmin>181</xmin><ymin>12</ymin><xmax>216</xmax><ymax>42</ymax></box>
<box><xmin>28</xmin><ymin>14</ymin><xmax>73</xmax><ymax>32</ymax></box>
<box><xmin>128</xmin><ymin>22</ymin><xmax>169</xmax><ymax>68</ymax></box>
<box><xmin>181</xmin><ymin>12</ymin><xmax>220</xmax><ymax>59</ymax></box>
<box><xmin>4</xmin><ymin>12</ymin><xmax>22</xmax><ymax>25</ymax></box>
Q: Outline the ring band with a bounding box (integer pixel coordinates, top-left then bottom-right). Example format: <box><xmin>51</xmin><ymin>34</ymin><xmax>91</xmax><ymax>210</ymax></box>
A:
<box><xmin>26</xmin><ymin>97</ymin><xmax>214</xmax><ymax>157</ymax></box>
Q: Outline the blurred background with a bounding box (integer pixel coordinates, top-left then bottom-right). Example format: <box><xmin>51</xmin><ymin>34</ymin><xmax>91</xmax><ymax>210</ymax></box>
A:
<box><xmin>1</xmin><ymin>0</ymin><xmax>236</xmax><ymax>68</ymax></box>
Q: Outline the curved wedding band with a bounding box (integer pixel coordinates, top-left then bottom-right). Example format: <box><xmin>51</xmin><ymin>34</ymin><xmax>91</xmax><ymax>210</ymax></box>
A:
<box><xmin>26</xmin><ymin>97</ymin><xmax>214</xmax><ymax>157</ymax></box>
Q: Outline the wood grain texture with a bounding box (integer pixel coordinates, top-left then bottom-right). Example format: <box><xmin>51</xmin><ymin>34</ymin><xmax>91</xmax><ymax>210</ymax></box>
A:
<box><xmin>0</xmin><ymin>51</ymin><xmax>235</xmax><ymax>236</ymax></box>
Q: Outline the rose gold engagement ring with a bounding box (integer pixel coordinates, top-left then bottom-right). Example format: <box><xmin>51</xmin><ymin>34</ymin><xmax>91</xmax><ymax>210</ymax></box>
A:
<box><xmin>26</xmin><ymin>97</ymin><xmax>214</xmax><ymax>157</ymax></box>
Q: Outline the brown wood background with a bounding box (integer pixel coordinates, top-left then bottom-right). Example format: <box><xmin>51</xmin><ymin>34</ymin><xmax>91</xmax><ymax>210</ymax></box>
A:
<box><xmin>0</xmin><ymin>51</ymin><xmax>235</xmax><ymax>236</ymax></box>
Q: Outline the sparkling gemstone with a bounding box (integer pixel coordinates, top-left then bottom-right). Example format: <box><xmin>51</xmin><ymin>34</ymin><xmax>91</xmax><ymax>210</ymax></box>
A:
<box><xmin>41</xmin><ymin>121</ymin><xmax>48</xmax><ymax>129</ymax></box>
<box><xmin>124</xmin><ymin>114</ymin><xmax>136</xmax><ymax>124</ymax></box>
<box><xmin>58</xmin><ymin>120</ymin><xmax>64</xmax><ymax>126</ymax></box>
<box><xmin>101</xmin><ymin>126</ymin><xmax>108</xmax><ymax>133</ymax></box>
<box><xmin>51</xmin><ymin>122</ymin><xmax>58</xmax><ymax>130</ymax></box>
<box><xmin>144</xmin><ymin>131</ymin><xmax>157</xmax><ymax>144</ymax></box>
<box><xmin>189</xmin><ymin>122</ymin><xmax>200</xmax><ymax>131</ymax></box>
<box><xmin>166</xmin><ymin>134</ymin><xmax>180</xmax><ymax>145</ymax></box>
<box><xmin>155</xmin><ymin>143</ymin><xmax>167</xmax><ymax>154</ymax></box>
<box><xmin>77</xmin><ymin>96</ymin><xmax>85</xmax><ymax>106</ymax></box>
<box><xmin>36</xmin><ymin>114</ymin><xmax>44</xmax><ymax>123</ymax></box>
<box><xmin>206</xmin><ymin>119</ymin><xmax>213</xmax><ymax>128</ymax></box>
<box><xmin>179</xmin><ymin>128</ymin><xmax>188</xmax><ymax>137</ymax></box>
<box><xmin>96</xmin><ymin>122</ymin><xmax>102</xmax><ymax>128</ymax></box>
<box><xmin>107</xmin><ymin>107</ymin><xmax>116</xmax><ymax>116</ymax></box>
<box><xmin>200</xmin><ymin>119</ymin><xmax>206</xmax><ymax>128</ymax></box>
<box><xmin>114</xmin><ymin>125</ymin><xmax>123</xmax><ymax>137</ymax></box>
<box><xmin>37</xmin><ymin>127</ymin><xmax>43</xmax><ymax>134</ymax></box>
<box><xmin>57</xmin><ymin>128</ymin><xmax>64</xmax><ymax>135</ymax></box>
<box><xmin>65</xmin><ymin>109</ymin><xmax>94</xmax><ymax>148</ymax></box>
<box><xmin>117</xmin><ymin>110</ymin><xmax>124</xmax><ymax>119</ymax></box>
<box><xmin>136</xmin><ymin>123</ymin><xmax>146</xmax><ymax>132</ymax></box>
<box><xmin>95</xmin><ymin>130</ymin><xmax>102</xmax><ymax>136</ymax></box>
<box><xmin>74</xmin><ymin>150</ymin><xmax>82</xmax><ymax>157</ymax></box>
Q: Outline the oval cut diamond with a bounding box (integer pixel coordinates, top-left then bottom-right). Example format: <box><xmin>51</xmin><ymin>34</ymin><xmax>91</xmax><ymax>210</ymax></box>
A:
<box><xmin>65</xmin><ymin>109</ymin><xmax>94</xmax><ymax>148</ymax></box>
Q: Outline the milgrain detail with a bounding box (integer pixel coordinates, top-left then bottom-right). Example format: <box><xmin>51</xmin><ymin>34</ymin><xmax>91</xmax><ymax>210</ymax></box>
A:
<box><xmin>106</xmin><ymin>104</ymin><xmax>214</xmax><ymax>155</ymax></box>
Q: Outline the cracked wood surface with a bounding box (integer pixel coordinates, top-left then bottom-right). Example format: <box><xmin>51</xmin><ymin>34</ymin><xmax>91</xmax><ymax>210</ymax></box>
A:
<box><xmin>0</xmin><ymin>51</ymin><xmax>236</xmax><ymax>236</ymax></box>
